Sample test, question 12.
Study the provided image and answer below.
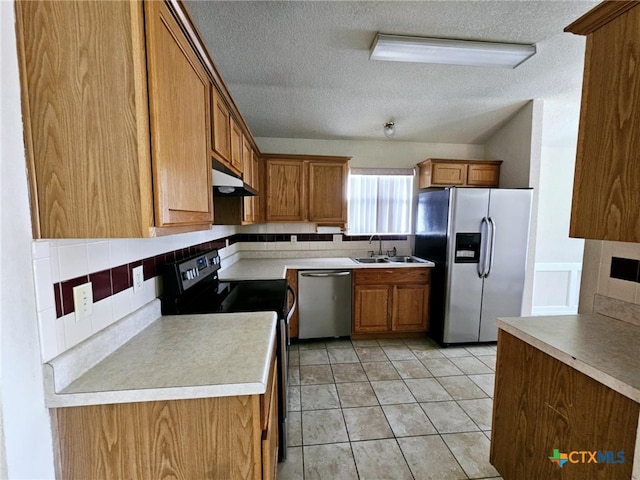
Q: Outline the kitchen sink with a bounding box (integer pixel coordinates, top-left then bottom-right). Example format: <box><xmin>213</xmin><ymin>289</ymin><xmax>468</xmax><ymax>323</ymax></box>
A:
<box><xmin>386</xmin><ymin>256</ymin><xmax>428</xmax><ymax>263</ymax></box>
<box><xmin>351</xmin><ymin>257</ymin><xmax>390</xmax><ymax>264</ymax></box>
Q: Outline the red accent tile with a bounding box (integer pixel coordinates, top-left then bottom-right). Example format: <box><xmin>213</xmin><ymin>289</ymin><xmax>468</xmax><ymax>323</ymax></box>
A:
<box><xmin>112</xmin><ymin>265</ymin><xmax>130</xmax><ymax>294</ymax></box>
<box><xmin>54</xmin><ymin>283</ymin><xmax>63</xmax><ymax>318</ymax></box>
<box><xmin>61</xmin><ymin>276</ymin><xmax>90</xmax><ymax>316</ymax></box>
<box><xmin>142</xmin><ymin>257</ymin><xmax>156</xmax><ymax>280</ymax></box>
<box><xmin>90</xmin><ymin>269</ymin><xmax>112</xmax><ymax>302</ymax></box>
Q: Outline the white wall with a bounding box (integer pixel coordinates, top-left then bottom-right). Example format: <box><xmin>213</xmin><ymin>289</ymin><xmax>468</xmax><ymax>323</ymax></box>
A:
<box><xmin>485</xmin><ymin>100</ymin><xmax>544</xmax><ymax>316</ymax></box>
<box><xmin>485</xmin><ymin>101</ymin><xmax>540</xmax><ymax>189</ymax></box>
<box><xmin>1</xmin><ymin>3</ymin><xmax>56</xmax><ymax>477</ymax></box>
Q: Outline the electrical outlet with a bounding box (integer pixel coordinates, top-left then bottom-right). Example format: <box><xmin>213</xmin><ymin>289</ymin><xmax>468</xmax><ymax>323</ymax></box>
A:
<box><xmin>73</xmin><ymin>282</ymin><xmax>93</xmax><ymax>321</ymax></box>
<box><xmin>290</xmin><ymin>235</ymin><xmax>297</xmax><ymax>245</ymax></box>
<box><xmin>133</xmin><ymin>265</ymin><xmax>144</xmax><ymax>293</ymax></box>
<box><xmin>333</xmin><ymin>234</ymin><xmax>342</xmax><ymax>243</ymax></box>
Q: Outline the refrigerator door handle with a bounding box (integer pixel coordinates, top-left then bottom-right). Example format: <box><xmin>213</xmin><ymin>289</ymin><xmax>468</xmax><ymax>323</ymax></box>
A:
<box><xmin>478</xmin><ymin>217</ymin><xmax>489</xmax><ymax>278</ymax></box>
<box><xmin>485</xmin><ymin>217</ymin><xmax>497</xmax><ymax>278</ymax></box>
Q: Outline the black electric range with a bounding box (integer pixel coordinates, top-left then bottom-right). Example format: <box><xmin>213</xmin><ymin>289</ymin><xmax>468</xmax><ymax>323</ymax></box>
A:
<box><xmin>161</xmin><ymin>249</ymin><xmax>294</xmax><ymax>461</ymax></box>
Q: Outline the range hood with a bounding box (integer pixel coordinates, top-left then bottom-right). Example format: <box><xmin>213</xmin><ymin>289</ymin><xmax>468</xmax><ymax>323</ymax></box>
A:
<box><xmin>212</xmin><ymin>160</ymin><xmax>256</xmax><ymax>197</ymax></box>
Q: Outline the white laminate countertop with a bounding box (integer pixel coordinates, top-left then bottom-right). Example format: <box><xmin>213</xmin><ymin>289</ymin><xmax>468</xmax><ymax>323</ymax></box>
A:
<box><xmin>46</xmin><ymin>312</ymin><xmax>277</xmax><ymax>408</ymax></box>
<box><xmin>496</xmin><ymin>314</ymin><xmax>640</xmax><ymax>403</ymax></box>
<box><xmin>218</xmin><ymin>257</ymin><xmax>434</xmax><ymax>281</ymax></box>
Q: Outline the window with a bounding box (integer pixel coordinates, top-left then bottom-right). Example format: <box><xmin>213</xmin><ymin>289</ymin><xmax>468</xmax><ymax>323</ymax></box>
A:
<box><xmin>347</xmin><ymin>170</ymin><xmax>414</xmax><ymax>234</ymax></box>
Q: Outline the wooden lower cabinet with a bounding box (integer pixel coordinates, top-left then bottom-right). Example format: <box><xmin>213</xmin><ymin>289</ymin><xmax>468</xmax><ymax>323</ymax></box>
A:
<box><xmin>352</xmin><ymin>268</ymin><xmax>431</xmax><ymax>338</ymax></box>
<box><xmin>51</xmin><ymin>358</ymin><xmax>278</xmax><ymax>480</ymax></box>
<box><xmin>491</xmin><ymin>331</ymin><xmax>639</xmax><ymax>480</ymax></box>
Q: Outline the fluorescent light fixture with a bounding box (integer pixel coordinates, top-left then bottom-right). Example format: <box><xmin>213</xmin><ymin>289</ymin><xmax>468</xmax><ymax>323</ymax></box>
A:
<box><xmin>370</xmin><ymin>33</ymin><xmax>536</xmax><ymax>68</ymax></box>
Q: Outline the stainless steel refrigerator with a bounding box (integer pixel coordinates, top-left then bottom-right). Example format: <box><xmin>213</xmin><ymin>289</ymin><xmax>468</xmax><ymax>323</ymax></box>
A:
<box><xmin>415</xmin><ymin>187</ymin><xmax>532</xmax><ymax>344</ymax></box>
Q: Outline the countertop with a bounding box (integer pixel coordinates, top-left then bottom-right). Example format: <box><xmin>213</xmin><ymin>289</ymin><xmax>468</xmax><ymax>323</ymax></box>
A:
<box><xmin>219</xmin><ymin>257</ymin><xmax>434</xmax><ymax>281</ymax></box>
<box><xmin>46</xmin><ymin>312</ymin><xmax>277</xmax><ymax>407</ymax></box>
<box><xmin>496</xmin><ymin>314</ymin><xmax>640</xmax><ymax>403</ymax></box>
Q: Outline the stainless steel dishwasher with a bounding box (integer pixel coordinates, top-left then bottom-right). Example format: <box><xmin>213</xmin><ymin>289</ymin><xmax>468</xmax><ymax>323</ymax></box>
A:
<box><xmin>298</xmin><ymin>270</ymin><xmax>352</xmax><ymax>339</ymax></box>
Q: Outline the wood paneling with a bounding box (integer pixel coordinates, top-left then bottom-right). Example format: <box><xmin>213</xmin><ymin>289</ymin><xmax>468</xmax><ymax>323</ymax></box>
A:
<box><xmin>262</xmin><ymin>154</ymin><xmax>349</xmax><ymax>224</ymax></box>
<box><xmin>568</xmin><ymin>3</ymin><xmax>640</xmax><ymax>242</ymax></box>
<box><xmin>211</xmin><ymin>86</ymin><xmax>232</xmax><ymax>163</ymax></box>
<box><xmin>145</xmin><ymin>0</ymin><xmax>212</xmax><ymax>227</ymax></box>
<box><xmin>265</xmin><ymin>160</ymin><xmax>306</xmax><ymax>222</ymax></box>
<box><xmin>565</xmin><ymin>1</ymin><xmax>638</xmax><ymax>35</ymax></box>
<box><xmin>308</xmin><ymin>162</ymin><xmax>347</xmax><ymax>223</ymax></box>
<box><xmin>432</xmin><ymin>162</ymin><xmax>468</xmax><ymax>186</ymax></box>
<box><xmin>52</xmin><ymin>396</ymin><xmax>261</xmax><ymax>480</ymax></box>
<box><xmin>261</xmin><ymin>366</ymin><xmax>279</xmax><ymax>480</ymax></box>
<box><xmin>230</xmin><ymin>117</ymin><xmax>244</xmax><ymax>175</ymax></box>
<box><xmin>418</xmin><ymin>159</ymin><xmax>502</xmax><ymax>189</ymax></box>
<box><xmin>491</xmin><ymin>330</ymin><xmax>639</xmax><ymax>480</ymax></box>
<box><xmin>353</xmin><ymin>268</ymin><xmax>431</xmax><ymax>337</ymax></box>
<box><xmin>353</xmin><ymin>285</ymin><xmax>391</xmax><ymax>333</ymax></box>
<box><xmin>353</xmin><ymin>268</ymin><xmax>430</xmax><ymax>285</ymax></box>
<box><xmin>392</xmin><ymin>284</ymin><xmax>430</xmax><ymax>332</ymax></box>
<box><xmin>467</xmin><ymin>163</ymin><xmax>501</xmax><ymax>186</ymax></box>
<box><xmin>16</xmin><ymin>1</ymin><xmax>153</xmax><ymax>237</ymax></box>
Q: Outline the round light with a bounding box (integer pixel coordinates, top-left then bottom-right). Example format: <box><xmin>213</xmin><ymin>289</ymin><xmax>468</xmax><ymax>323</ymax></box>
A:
<box><xmin>384</xmin><ymin>121</ymin><xmax>395</xmax><ymax>138</ymax></box>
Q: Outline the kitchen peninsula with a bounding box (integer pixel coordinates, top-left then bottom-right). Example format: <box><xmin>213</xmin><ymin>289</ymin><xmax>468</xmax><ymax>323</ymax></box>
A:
<box><xmin>44</xmin><ymin>305</ymin><xmax>279</xmax><ymax>479</ymax></box>
<box><xmin>490</xmin><ymin>314</ymin><xmax>640</xmax><ymax>480</ymax></box>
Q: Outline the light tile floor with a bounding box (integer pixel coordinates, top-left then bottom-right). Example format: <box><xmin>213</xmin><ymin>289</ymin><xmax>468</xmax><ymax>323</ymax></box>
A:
<box><xmin>278</xmin><ymin>337</ymin><xmax>503</xmax><ymax>480</ymax></box>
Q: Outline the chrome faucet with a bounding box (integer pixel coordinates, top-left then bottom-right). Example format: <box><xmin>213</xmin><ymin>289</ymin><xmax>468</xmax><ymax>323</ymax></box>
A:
<box><xmin>368</xmin><ymin>234</ymin><xmax>383</xmax><ymax>256</ymax></box>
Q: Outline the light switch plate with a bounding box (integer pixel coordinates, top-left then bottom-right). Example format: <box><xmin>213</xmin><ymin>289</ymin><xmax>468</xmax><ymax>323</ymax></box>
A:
<box><xmin>133</xmin><ymin>265</ymin><xmax>144</xmax><ymax>293</ymax></box>
<box><xmin>73</xmin><ymin>282</ymin><xmax>93</xmax><ymax>322</ymax></box>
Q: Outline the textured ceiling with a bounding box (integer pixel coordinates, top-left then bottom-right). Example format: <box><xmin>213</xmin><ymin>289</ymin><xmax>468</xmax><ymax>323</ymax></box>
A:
<box><xmin>186</xmin><ymin>1</ymin><xmax>598</xmax><ymax>146</ymax></box>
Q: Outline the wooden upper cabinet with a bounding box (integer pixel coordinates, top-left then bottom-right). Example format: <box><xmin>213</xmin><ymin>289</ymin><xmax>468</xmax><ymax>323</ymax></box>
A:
<box><xmin>418</xmin><ymin>159</ymin><xmax>502</xmax><ymax>189</ymax></box>
<box><xmin>229</xmin><ymin>117</ymin><xmax>243</xmax><ymax>175</ymax></box>
<box><xmin>265</xmin><ymin>159</ymin><xmax>307</xmax><ymax>222</ymax></box>
<box><xmin>210</xmin><ymin>86</ymin><xmax>232</xmax><ymax>163</ymax></box>
<box><xmin>565</xmin><ymin>2</ymin><xmax>640</xmax><ymax>242</ymax></box>
<box><xmin>145</xmin><ymin>0</ymin><xmax>212</xmax><ymax>228</ymax></box>
<box><xmin>308</xmin><ymin>161</ymin><xmax>348</xmax><ymax>223</ymax></box>
<box><xmin>263</xmin><ymin>154</ymin><xmax>349</xmax><ymax>224</ymax></box>
<box><xmin>16</xmin><ymin>0</ymin><xmax>212</xmax><ymax>237</ymax></box>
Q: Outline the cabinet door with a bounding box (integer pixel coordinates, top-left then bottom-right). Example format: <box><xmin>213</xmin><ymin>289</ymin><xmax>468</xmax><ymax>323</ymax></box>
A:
<box><xmin>242</xmin><ymin>138</ymin><xmax>254</xmax><ymax>223</ymax></box>
<box><xmin>211</xmin><ymin>86</ymin><xmax>231</xmax><ymax>164</ymax></box>
<box><xmin>145</xmin><ymin>1</ymin><xmax>212</xmax><ymax>227</ymax></box>
<box><xmin>353</xmin><ymin>285</ymin><xmax>391</xmax><ymax>333</ymax></box>
<box><xmin>392</xmin><ymin>284</ymin><xmax>430</xmax><ymax>332</ymax></box>
<box><xmin>16</xmin><ymin>1</ymin><xmax>154</xmax><ymax>238</ymax></box>
<box><xmin>229</xmin><ymin>117</ymin><xmax>243</xmax><ymax>174</ymax></box>
<box><xmin>308</xmin><ymin>161</ymin><xmax>347</xmax><ymax>223</ymax></box>
<box><xmin>467</xmin><ymin>164</ymin><xmax>500</xmax><ymax>187</ymax></box>
<box><xmin>431</xmin><ymin>162</ymin><xmax>468</xmax><ymax>186</ymax></box>
<box><xmin>265</xmin><ymin>160</ymin><xmax>306</xmax><ymax>222</ymax></box>
<box><xmin>567</xmin><ymin>5</ymin><xmax>640</xmax><ymax>242</ymax></box>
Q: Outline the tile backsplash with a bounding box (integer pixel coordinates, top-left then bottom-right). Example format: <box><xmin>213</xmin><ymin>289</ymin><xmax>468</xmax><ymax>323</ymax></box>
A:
<box><xmin>32</xmin><ymin>223</ymin><xmax>413</xmax><ymax>361</ymax></box>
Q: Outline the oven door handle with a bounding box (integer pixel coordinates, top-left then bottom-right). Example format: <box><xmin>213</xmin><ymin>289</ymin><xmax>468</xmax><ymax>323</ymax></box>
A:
<box><xmin>300</xmin><ymin>271</ymin><xmax>350</xmax><ymax>277</ymax></box>
<box><xmin>286</xmin><ymin>285</ymin><xmax>297</xmax><ymax>345</ymax></box>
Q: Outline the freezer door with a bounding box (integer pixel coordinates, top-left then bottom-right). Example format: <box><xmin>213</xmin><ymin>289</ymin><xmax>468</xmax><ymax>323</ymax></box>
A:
<box><xmin>479</xmin><ymin>189</ymin><xmax>532</xmax><ymax>341</ymax></box>
<box><xmin>444</xmin><ymin>188</ymin><xmax>489</xmax><ymax>343</ymax></box>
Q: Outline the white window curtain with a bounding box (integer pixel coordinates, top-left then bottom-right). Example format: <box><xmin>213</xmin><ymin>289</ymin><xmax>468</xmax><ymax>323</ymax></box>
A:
<box><xmin>348</xmin><ymin>169</ymin><xmax>414</xmax><ymax>234</ymax></box>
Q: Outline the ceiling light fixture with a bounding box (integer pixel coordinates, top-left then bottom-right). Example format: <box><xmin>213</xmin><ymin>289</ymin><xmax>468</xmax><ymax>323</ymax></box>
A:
<box><xmin>370</xmin><ymin>33</ymin><xmax>536</xmax><ymax>69</ymax></box>
<box><xmin>383</xmin><ymin>121</ymin><xmax>395</xmax><ymax>138</ymax></box>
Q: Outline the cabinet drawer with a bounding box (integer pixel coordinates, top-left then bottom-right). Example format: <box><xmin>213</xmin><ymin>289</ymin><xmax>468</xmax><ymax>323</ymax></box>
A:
<box><xmin>260</xmin><ymin>348</ymin><xmax>277</xmax><ymax>430</ymax></box>
<box><xmin>354</xmin><ymin>268</ymin><xmax>431</xmax><ymax>285</ymax></box>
